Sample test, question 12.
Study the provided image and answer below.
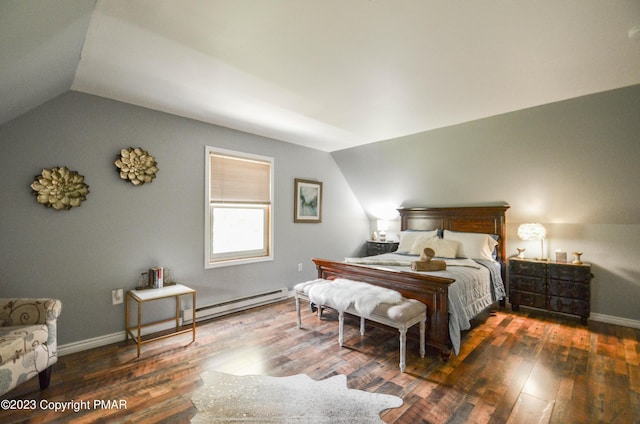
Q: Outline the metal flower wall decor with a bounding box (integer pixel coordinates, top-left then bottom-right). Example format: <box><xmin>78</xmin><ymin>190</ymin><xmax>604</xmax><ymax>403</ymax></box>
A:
<box><xmin>31</xmin><ymin>166</ymin><xmax>90</xmax><ymax>210</ymax></box>
<box><xmin>114</xmin><ymin>147</ymin><xmax>158</xmax><ymax>185</ymax></box>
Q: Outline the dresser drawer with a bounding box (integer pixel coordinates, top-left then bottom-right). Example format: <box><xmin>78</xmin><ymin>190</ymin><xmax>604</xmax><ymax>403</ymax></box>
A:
<box><xmin>548</xmin><ymin>279</ymin><xmax>589</xmax><ymax>300</ymax></box>
<box><xmin>510</xmin><ymin>290</ymin><xmax>546</xmax><ymax>309</ymax></box>
<box><xmin>548</xmin><ymin>264</ymin><xmax>592</xmax><ymax>282</ymax></box>
<box><xmin>549</xmin><ymin>296</ymin><xmax>589</xmax><ymax>317</ymax></box>
<box><xmin>510</xmin><ymin>261</ymin><xmax>545</xmax><ymax>277</ymax></box>
<box><xmin>368</xmin><ymin>243</ymin><xmax>386</xmax><ymax>254</ymax></box>
<box><xmin>510</xmin><ymin>276</ymin><xmax>545</xmax><ymax>294</ymax></box>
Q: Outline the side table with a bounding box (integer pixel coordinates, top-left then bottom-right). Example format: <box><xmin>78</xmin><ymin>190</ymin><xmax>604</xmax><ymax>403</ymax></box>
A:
<box><xmin>126</xmin><ymin>283</ymin><xmax>196</xmax><ymax>357</ymax></box>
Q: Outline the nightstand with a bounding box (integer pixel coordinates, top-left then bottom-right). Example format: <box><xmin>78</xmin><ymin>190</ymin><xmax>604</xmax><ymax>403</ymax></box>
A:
<box><xmin>366</xmin><ymin>240</ymin><xmax>399</xmax><ymax>256</ymax></box>
<box><xmin>509</xmin><ymin>258</ymin><xmax>593</xmax><ymax>324</ymax></box>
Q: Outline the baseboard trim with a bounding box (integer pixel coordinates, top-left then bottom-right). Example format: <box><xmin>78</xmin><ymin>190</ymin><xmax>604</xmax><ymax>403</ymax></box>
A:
<box><xmin>589</xmin><ymin>313</ymin><xmax>640</xmax><ymax>329</ymax></box>
<box><xmin>58</xmin><ymin>331</ymin><xmax>126</xmax><ymax>356</ymax></box>
<box><xmin>58</xmin><ymin>320</ymin><xmax>186</xmax><ymax>356</ymax></box>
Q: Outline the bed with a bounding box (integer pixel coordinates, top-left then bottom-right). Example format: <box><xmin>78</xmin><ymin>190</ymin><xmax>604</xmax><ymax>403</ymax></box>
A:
<box><xmin>312</xmin><ymin>205</ymin><xmax>509</xmax><ymax>360</ymax></box>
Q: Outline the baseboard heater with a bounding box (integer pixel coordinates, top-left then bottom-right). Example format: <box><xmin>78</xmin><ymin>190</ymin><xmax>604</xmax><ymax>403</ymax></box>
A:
<box><xmin>182</xmin><ymin>287</ymin><xmax>289</xmax><ymax>324</ymax></box>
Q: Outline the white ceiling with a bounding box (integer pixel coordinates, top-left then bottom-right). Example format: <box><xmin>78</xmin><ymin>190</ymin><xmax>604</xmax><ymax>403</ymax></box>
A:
<box><xmin>3</xmin><ymin>1</ymin><xmax>640</xmax><ymax>152</ymax></box>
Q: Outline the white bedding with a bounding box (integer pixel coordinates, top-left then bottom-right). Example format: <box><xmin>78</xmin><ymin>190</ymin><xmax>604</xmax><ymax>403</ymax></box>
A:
<box><xmin>344</xmin><ymin>252</ymin><xmax>505</xmax><ymax>355</ymax></box>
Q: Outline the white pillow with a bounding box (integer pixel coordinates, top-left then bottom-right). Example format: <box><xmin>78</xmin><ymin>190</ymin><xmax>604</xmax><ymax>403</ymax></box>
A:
<box><xmin>442</xmin><ymin>230</ymin><xmax>498</xmax><ymax>261</ymax></box>
<box><xmin>409</xmin><ymin>237</ymin><xmax>459</xmax><ymax>258</ymax></box>
<box><xmin>396</xmin><ymin>230</ymin><xmax>438</xmax><ymax>253</ymax></box>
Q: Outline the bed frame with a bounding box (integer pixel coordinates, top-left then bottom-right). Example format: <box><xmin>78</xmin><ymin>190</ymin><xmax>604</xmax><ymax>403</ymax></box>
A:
<box><xmin>312</xmin><ymin>205</ymin><xmax>509</xmax><ymax>360</ymax></box>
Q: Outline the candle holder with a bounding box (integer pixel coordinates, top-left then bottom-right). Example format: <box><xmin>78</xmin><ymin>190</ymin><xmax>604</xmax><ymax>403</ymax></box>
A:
<box><xmin>572</xmin><ymin>251</ymin><xmax>583</xmax><ymax>265</ymax></box>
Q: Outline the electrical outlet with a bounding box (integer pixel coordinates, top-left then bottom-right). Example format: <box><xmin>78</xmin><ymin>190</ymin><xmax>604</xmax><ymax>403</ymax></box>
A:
<box><xmin>297</xmin><ymin>263</ymin><xmax>303</xmax><ymax>272</ymax></box>
<box><xmin>112</xmin><ymin>288</ymin><xmax>124</xmax><ymax>305</ymax></box>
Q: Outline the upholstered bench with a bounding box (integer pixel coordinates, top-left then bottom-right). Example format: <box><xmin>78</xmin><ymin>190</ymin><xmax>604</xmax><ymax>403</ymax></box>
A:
<box><xmin>294</xmin><ymin>279</ymin><xmax>426</xmax><ymax>372</ymax></box>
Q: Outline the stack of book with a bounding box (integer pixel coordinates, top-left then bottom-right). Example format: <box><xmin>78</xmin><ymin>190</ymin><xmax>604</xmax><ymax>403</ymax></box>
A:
<box><xmin>149</xmin><ymin>266</ymin><xmax>164</xmax><ymax>288</ymax></box>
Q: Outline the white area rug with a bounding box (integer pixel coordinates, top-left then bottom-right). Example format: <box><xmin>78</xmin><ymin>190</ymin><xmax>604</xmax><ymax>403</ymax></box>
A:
<box><xmin>191</xmin><ymin>370</ymin><xmax>403</xmax><ymax>423</ymax></box>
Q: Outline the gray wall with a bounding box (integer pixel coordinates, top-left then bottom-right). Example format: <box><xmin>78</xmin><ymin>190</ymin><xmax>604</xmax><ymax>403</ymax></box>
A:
<box><xmin>332</xmin><ymin>84</ymin><xmax>640</xmax><ymax>323</ymax></box>
<box><xmin>0</xmin><ymin>92</ymin><xmax>369</xmax><ymax>345</ymax></box>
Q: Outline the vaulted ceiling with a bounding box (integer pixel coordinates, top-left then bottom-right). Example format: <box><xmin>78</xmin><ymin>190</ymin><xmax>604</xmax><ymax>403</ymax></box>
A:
<box><xmin>2</xmin><ymin>0</ymin><xmax>640</xmax><ymax>152</ymax></box>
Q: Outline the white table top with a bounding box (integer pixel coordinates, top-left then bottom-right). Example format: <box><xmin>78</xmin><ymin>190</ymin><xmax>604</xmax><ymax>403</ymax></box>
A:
<box><xmin>129</xmin><ymin>284</ymin><xmax>195</xmax><ymax>301</ymax></box>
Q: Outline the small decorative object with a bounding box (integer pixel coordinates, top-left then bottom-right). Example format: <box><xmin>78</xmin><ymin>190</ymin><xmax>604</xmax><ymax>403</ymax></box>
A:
<box><xmin>555</xmin><ymin>249</ymin><xmax>567</xmax><ymax>263</ymax></box>
<box><xmin>30</xmin><ymin>166</ymin><xmax>89</xmax><ymax>210</ymax></box>
<box><xmin>517</xmin><ymin>223</ymin><xmax>547</xmax><ymax>260</ymax></box>
<box><xmin>294</xmin><ymin>178</ymin><xmax>322</xmax><ymax>223</ymax></box>
<box><xmin>114</xmin><ymin>147</ymin><xmax>158</xmax><ymax>185</ymax></box>
<box><xmin>516</xmin><ymin>248</ymin><xmax>526</xmax><ymax>259</ymax></box>
<box><xmin>137</xmin><ymin>272</ymin><xmax>149</xmax><ymax>289</ymax></box>
<box><xmin>572</xmin><ymin>251</ymin><xmax>583</xmax><ymax>265</ymax></box>
<box><xmin>163</xmin><ymin>268</ymin><xmax>173</xmax><ymax>285</ymax></box>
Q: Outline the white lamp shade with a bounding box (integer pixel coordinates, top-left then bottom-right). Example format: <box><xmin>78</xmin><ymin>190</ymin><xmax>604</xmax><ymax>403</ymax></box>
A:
<box><xmin>517</xmin><ymin>223</ymin><xmax>546</xmax><ymax>241</ymax></box>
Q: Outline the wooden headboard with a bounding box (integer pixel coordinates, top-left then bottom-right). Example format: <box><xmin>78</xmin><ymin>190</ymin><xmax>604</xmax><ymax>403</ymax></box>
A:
<box><xmin>398</xmin><ymin>205</ymin><xmax>510</xmax><ymax>279</ymax></box>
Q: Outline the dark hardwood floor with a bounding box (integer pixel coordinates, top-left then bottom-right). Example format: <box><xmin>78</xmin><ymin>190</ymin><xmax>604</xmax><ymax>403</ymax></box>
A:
<box><xmin>2</xmin><ymin>299</ymin><xmax>639</xmax><ymax>423</ymax></box>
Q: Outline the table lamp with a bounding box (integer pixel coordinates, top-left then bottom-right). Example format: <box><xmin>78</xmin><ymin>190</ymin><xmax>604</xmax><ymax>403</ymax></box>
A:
<box><xmin>517</xmin><ymin>223</ymin><xmax>547</xmax><ymax>260</ymax></box>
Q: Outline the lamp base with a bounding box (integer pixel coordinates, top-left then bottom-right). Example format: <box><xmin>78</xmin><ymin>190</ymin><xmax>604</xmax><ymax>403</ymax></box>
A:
<box><xmin>537</xmin><ymin>239</ymin><xmax>547</xmax><ymax>262</ymax></box>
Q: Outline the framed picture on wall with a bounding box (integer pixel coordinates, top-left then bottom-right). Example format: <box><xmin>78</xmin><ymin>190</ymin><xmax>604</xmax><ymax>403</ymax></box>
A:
<box><xmin>294</xmin><ymin>178</ymin><xmax>322</xmax><ymax>223</ymax></box>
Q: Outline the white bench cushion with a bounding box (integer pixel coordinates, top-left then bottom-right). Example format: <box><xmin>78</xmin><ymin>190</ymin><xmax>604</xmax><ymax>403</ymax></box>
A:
<box><xmin>369</xmin><ymin>298</ymin><xmax>426</xmax><ymax>321</ymax></box>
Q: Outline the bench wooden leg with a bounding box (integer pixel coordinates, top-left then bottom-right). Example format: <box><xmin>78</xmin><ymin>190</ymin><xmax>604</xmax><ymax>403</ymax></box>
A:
<box><xmin>295</xmin><ymin>296</ymin><xmax>302</xmax><ymax>328</ymax></box>
<box><xmin>398</xmin><ymin>325</ymin><xmax>407</xmax><ymax>372</ymax></box>
<box><xmin>419</xmin><ymin>318</ymin><xmax>426</xmax><ymax>358</ymax></box>
<box><xmin>338</xmin><ymin>311</ymin><xmax>345</xmax><ymax>347</ymax></box>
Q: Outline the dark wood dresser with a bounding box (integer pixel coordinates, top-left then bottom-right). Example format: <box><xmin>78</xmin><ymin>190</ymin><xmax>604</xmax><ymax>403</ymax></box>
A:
<box><xmin>365</xmin><ymin>240</ymin><xmax>399</xmax><ymax>256</ymax></box>
<box><xmin>509</xmin><ymin>258</ymin><xmax>593</xmax><ymax>324</ymax></box>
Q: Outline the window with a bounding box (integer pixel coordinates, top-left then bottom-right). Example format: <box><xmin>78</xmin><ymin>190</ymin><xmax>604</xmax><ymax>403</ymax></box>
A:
<box><xmin>205</xmin><ymin>146</ymin><xmax>273</xmax><ymax>268</ymax></box>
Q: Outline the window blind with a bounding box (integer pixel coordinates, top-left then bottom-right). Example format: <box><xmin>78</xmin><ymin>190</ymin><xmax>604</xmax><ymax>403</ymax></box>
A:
<box><xmin>210</xmin><ymin>154</ymin><xmax>271</xmax><ymax>204</ymax></box>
